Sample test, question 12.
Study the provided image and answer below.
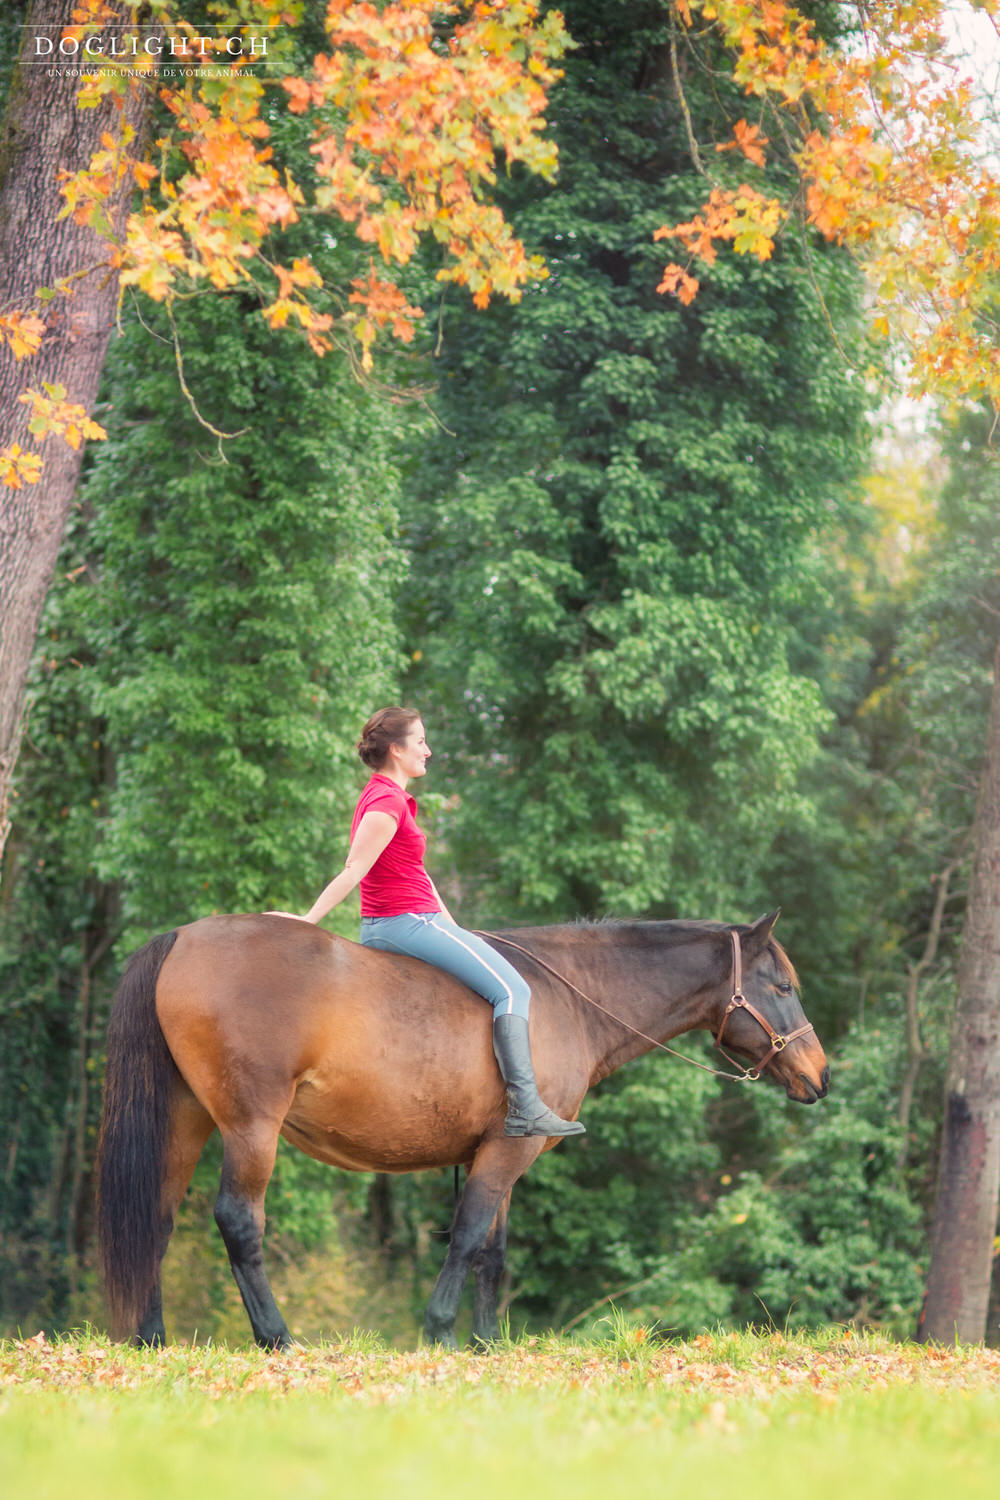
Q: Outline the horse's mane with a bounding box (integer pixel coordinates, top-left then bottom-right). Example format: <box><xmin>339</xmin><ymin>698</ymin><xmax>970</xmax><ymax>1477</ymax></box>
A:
<box><xmin>569</xmin><ymin>916</ymin><xmax>731</xmax><ymax>937</ymax></box>
<box><xmin>555</xmin><ymin>917</ymin><xmax>800</xmax><ymax>989</ymax></box>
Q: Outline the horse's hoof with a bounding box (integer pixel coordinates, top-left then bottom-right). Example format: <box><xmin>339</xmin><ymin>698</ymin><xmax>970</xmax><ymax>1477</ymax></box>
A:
<box><xmin>424</xmin><ymin>1327</ymin><xmax>459</xmax><ymax>1350</ymax></box>
<box><xmin>133</xmin><ymin>1328</ymin><xmax>166</xmax><ymax>1349</ymax></box>
<box><xmin>257</xmin><ymin>1331</ymin><xmax>299</xmax><ymax>1353</ymax></box>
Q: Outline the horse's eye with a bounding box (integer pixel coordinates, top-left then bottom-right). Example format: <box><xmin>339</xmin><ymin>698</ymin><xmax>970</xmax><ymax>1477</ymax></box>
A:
<box><xmin>776</xmin><ymin>982</ymin><xmax>793</xmax><ymax>996</ymax></box>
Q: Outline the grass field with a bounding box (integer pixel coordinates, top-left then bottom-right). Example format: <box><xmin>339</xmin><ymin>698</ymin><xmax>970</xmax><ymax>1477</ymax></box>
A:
<box><xmin>3</xmin><ymin>1327</ymin><xmax>1000</xmax><ymax>1500</ymax></box>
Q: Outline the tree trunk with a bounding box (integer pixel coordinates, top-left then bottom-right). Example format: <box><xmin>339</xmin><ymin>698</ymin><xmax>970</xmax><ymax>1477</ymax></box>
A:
<box><xmin>919</xmin><ymin>641</ymin><xmax>1000</xmax><ymax>1344</ymax></box>
<box><xmin>0</xmin><ymin>0</ymin><xmax>153</xmax><ymax>860</ymax></box>
<box><xmin>896</xmin><ymin>859</ymin><xmax>958</xmax><ymax>1171</ymax></box>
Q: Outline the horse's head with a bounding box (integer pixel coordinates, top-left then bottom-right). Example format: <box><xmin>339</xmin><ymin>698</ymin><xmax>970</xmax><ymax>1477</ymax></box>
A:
<box><xmin>715</xmin><ymin>911</ymin><xmax>830</xmax><ymax>1104</ymax></box>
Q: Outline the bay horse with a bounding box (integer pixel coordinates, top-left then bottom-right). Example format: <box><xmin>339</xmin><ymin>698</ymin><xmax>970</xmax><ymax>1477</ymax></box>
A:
<box><xmin>97</xmin><ymin>909</ymin><xmax>829</xmax><ymax>1350</ymax></box>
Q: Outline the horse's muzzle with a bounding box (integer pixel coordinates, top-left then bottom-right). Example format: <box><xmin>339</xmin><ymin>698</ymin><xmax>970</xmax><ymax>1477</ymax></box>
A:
<box><xmin>787</xmin><ymin>1063</ymin><xmax>830</xmax><ymax>1104</ymax></box>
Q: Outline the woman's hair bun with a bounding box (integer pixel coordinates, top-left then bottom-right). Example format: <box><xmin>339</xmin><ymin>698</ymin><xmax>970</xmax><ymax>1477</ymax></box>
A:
<box><xmin>358</xmin><ymin>706</ymin><xmax>421</xmax><ymax>770</ymax></box>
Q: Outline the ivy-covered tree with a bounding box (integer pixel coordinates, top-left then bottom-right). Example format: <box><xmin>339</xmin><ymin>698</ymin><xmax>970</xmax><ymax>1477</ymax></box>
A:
<box><xmin>403</xmin><ymin>0</ymin><xmax>870</xmax><ymax>928</ymax></box>
<box><xmin>384</xmin><ymin>0</ymin><xmax>895</xmax><ymax>1339</ymax></box>
<box><xmin>81</xmin><ymin>296</ymin><xmax>406</xmax><ymax>943</ymax></box>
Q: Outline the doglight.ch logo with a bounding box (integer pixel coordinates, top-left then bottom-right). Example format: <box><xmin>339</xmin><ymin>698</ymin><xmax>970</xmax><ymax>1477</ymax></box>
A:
<box><xmin>24</xmin><ymin>20</ymin><xmax>282</xmax><ymax>78</ymax></box>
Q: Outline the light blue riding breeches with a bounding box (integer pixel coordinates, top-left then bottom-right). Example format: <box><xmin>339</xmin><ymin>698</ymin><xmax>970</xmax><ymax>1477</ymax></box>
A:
<box><xmin>359</xmin><ymin>911</ymin><xmax>531</xmax><ymax>1021</ymax></box>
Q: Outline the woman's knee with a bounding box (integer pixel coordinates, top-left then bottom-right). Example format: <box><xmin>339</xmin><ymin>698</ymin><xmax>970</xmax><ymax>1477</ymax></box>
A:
<box><xmin>493</xmin><ymin>972</ymin><xmax>531</xmax><ymax>1021</ymax></box>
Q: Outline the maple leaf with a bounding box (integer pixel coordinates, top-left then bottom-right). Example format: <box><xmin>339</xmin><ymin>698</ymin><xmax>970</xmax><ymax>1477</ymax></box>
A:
<box><xmin>0</xmin><ymin>443</ymin><xmax>44</xmax><ymax>489</ymax></box>
<box><xmin>715</xmin><ymin>118</ymin><xmax>769</xmax><ymax>168</ymax></box>
<box><xmin>283</xmin><ymin>76</ymin><xmax>314</xmax><ymax>113</ymax></box>
<box><xmin>0</xmin><ymin>311</ymin><xmax>46</xmax><ymax>361</ymax></box>
<box><xmin>657</xmin><ymin>263</ymin><xmax>700</xmax><ymax>304</ymax></box>
<box><xmin>289</xmin><ymin>257</ymin><xmax>321</xmax><ymax>289</ymax></box>
<box><xmin>659</xmin><ymin>0</ymin><xmax>1000</xmax><ymax>410</ymax></box>
<box><xmin>18</xmin><ymin>387</ymin><xmax>106</xmax><ymax>447</ymax></box>
<box><xmin>70</xmin><ymin>0</ymin><xmax>116</xmax><ymax>22</ymax></box>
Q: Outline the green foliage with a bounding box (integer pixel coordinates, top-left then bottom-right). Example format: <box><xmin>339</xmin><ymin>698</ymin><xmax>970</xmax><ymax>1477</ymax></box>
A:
<box><xmin>402</xmin><ymin>0</ymin><xmax>870</xmax><ymax>925</ymax></box>
<box><xmin>762</xmin><ymin>403</ymin><xmax>998</xmax><ymax>1026</ymax></box>
<box><xmin>901</xmin><ymin>407</ymin><xmax>1000</xmax><ymax>825</ymax></box>
<box><xmin>502</xmin><ymin>1016</ymin><xmax>939</xmax><ymax>1341</ymax></box>
<box><xmin>678</xmin><ymin>1021</ymin><xmax>937</xmax><ymax>1336</ymax></box>
<box><xmin>507</xmin><ymin>1054</ymin><xmax>721</xmax><ymax>1328</ymax></box>
<box><xmin>386</xmin><ymin>0</ymin><xmax>934</xmax><ymax>1345</ymax></box>
<box><xmin>80</xmin><ymin>295</ymin><xmax>404</xmax><ymax>944</ymax></box>
<box><xmin>0</xmin><ymin>569</ymin><xmax>116</xmax><ymax>1325</ymax></box>
<box><xmin>0</xmin><ymin>2</ymin><xmax>28</xmax><ymax>112</ymax></box>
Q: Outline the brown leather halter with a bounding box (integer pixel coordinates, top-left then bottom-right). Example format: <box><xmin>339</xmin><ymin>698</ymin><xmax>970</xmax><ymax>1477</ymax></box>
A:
<box><xmin>714</xmin><ymin>929</ymin><xmax>815</xmax><ymax>1080</ymax></box>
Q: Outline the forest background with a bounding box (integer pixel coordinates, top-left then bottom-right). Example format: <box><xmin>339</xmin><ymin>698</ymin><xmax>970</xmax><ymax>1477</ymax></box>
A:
<box><xmin>2</xmin><ymin>0</ymin><xmax>998</xmax><ymax>1347</ymax></box>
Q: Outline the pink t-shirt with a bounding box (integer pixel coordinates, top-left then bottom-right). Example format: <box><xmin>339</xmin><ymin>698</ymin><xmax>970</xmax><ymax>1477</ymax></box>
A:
<box><xmin>350</xmin><ymin>774</ymin><xmax>440</xmax><ymax>918</ymax></box>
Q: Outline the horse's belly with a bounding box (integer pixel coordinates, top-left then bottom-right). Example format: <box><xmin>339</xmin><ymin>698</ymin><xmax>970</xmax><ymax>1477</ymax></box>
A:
<box><xmin>280</xmin><ymin>1073</ymin><xmax>493</xmax><ymax>1172</ymax></box>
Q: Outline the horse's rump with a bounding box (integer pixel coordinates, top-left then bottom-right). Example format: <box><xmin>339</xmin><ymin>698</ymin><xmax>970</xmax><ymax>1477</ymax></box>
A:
<box><xmin>154</xmin><ymin>914</ymin><xmax>511</xmax><ymax>1170</ymax></box>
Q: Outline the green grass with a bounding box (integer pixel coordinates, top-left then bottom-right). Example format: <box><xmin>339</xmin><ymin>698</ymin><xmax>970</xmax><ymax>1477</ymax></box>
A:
<box><xmin>3</xmin><ymin>1329</ymin><xmax>1000</xmax><ymax>1499</ymax></box>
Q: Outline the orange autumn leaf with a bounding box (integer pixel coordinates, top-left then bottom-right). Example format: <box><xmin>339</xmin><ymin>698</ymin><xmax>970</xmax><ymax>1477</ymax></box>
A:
<box><xmin>657</xmin><ymin>263</ymin><xmax>700</xmax><ymax>304</ymax></box>
<box><xmin>5</xmin><ymin>1328</ymin><xmax>1000</xmax><ymax>1399</ymax></box>
<box><xmin>654</xmin><ymin>0</ymin><xmax>1000</xmax><ymax>411</ymax></box>
<box><xmin>715</xmin><ymin>118</ymin><xmax>769</xmax><ymax>168</ymax></box>
<box><xmin>31</xmin><ymin>0</ymin><xmax>566</xmax><ymax>398</ymax></box>
<box><xmin>18</xmin><ymin>387</ymin><xmax>106</xmax><ymax>448</ymax></box>
<box><xmin>0</xmin><ymin>311</ymin><xmax>46</xmax><ymax>360</ymax></box>
<box><xmin>0</xmin><ymin>444</ymin><xmax>44</xmax><ymax>490</ymax></box>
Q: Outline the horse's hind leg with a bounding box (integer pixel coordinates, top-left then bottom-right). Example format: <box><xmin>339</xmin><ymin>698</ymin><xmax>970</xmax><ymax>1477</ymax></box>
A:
<box><xmin>137</xmin><ymin>1086</ymin><xmax>214</xmax><ymax>1346</ymax></box>
<box><xmin>214</xmin><ymin>1119</ymin><xmax>292</xmax><ymax>1351</ymax></box>
<box><xmin>471</xmin><ymin>1189</ymin><xmax>511</xmax><ymax>1349</ymax></box>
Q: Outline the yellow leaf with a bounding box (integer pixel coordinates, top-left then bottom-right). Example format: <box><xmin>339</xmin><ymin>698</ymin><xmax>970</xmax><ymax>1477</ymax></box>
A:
<box><xmin>0</xmin><ymin>311</ymin><xmax>46</xmax><ymax>361</ymax></box>
<box><xmin>0</xmin><ymin>443</ymin><xmax>44</xmax><ymax>489</ymax></box>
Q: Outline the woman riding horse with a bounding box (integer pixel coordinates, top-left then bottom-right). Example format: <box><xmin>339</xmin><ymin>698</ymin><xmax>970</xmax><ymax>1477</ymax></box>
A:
<box><xmin>270</xmin><ymin>706</ymin><xmax>585</xmax><ymax>1140</ymax></box>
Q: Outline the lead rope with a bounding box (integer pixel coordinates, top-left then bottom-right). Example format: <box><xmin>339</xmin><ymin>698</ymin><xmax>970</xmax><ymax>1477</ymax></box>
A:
<box><xmin>472</xmin><ymin>929</ymin><xmax>762</xmax><ymax>1084</ymax></box>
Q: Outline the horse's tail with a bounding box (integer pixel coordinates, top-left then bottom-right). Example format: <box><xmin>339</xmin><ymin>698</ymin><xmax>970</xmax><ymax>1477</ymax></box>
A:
<box><xmin>97</xmin><ymin>930</ymin><xmax>179</xmax><ymax>1337</ymax></box>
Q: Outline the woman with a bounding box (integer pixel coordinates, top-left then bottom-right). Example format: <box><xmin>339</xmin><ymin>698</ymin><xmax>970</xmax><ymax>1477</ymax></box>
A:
<box><xmin>276</xmin><ymin>706</ymin><xmax>584</xmax><ymax>1139</ymax></box>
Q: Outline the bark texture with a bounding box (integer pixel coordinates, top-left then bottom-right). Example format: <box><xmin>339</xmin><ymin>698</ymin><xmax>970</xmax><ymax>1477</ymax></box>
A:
<box><xmin>0</xmin><ymin>0</ymin><xmax>152</xmax><ymax>858</ymax></box>
<box><xmin>920</xmin><ymin>642</ymin><xmax>1000</xmax><ymax>1344</ymax></box>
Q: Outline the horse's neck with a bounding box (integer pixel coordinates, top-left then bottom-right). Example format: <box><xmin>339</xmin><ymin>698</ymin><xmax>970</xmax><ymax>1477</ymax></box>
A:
<box><xmin>513</xmin><ymin>926</ymin><xmax>719</xmax><ymax>1084</ymax></box>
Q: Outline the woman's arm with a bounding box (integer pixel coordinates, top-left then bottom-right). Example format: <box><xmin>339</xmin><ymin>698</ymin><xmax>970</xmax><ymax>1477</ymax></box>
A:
<box><xmin>270</xmin><ymin>809</ymin><xmax>398</xmax><ymax>924</ymax></box>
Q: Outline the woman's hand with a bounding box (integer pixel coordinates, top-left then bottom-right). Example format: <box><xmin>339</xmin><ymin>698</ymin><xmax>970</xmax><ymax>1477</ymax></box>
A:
<box><xmin>264</xmin><ymin>910</ymin><xmax>313</xmax><ymax>921</ymax></box>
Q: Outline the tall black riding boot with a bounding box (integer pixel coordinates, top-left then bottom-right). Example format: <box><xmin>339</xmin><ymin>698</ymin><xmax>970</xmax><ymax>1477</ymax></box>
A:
<box><xmin>492</xmin><ymin>1013</ymin><xmax>586</xmax><ymax>1138</ymax></box>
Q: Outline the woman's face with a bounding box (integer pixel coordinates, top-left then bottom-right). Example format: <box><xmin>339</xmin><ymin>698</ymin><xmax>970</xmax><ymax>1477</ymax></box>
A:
<box><xmin>390</xmin><ymin>719</ymin><xmax>431</xmax><ymax>780</ymax></box>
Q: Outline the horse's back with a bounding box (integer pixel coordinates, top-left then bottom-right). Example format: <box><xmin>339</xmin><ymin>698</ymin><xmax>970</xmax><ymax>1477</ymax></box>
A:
<box><xmin>154</xmin><ymin>914</ymin><xmax>506</xmax><ymax>1168</ymax></box>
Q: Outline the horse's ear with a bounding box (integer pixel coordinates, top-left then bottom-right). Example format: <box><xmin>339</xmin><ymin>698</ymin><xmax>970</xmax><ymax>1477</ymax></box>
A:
<box><xmin>741</xmin><ymin>909</ymin><xmax>781</xmax><ymax>960</ymax></box>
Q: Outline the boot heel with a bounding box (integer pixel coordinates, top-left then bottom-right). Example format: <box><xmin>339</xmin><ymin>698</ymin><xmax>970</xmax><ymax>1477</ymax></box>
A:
<box><xmin>504</xmin><ymin>1112</ymin><xmax>586</xmax><ymax>1138</ymax></box>
<box><xmin>492</xmin><ymin>1012</ymin><xmax>586</xmax><ymax>1141</ymax></box>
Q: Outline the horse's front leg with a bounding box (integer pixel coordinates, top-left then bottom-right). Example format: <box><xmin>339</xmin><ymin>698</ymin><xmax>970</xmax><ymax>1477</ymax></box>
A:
<box><xmin>471</xmin><ymin>1189</ymin><xmax>511</xmax><ymax>1349</ymax></box>
<box><xmin>424</xmin><ymin>1139</ymin><xmax>540</xmax><ymax>1349</ymax></box>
